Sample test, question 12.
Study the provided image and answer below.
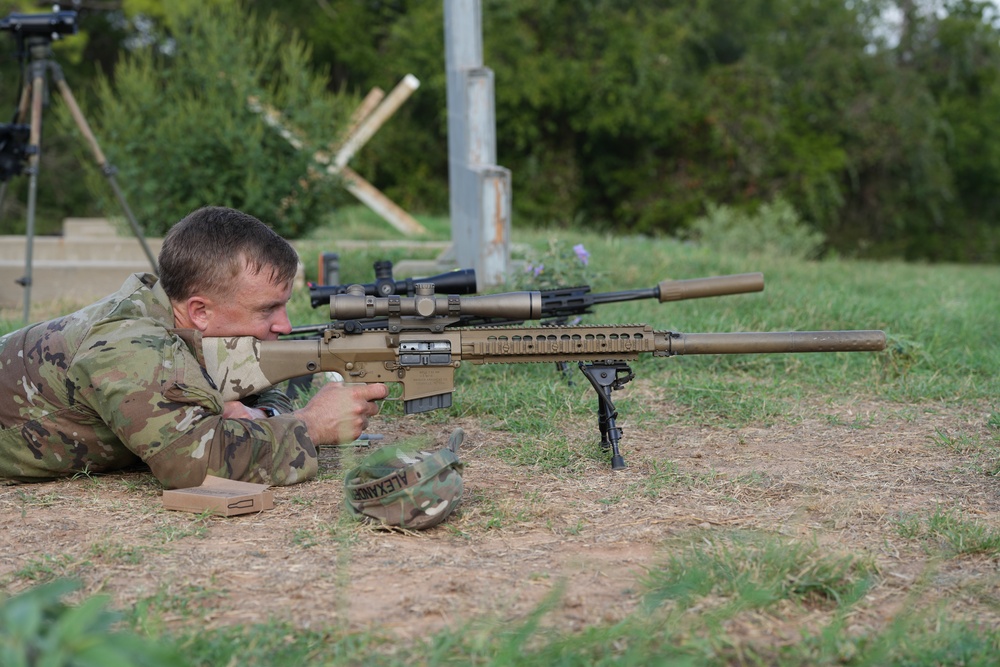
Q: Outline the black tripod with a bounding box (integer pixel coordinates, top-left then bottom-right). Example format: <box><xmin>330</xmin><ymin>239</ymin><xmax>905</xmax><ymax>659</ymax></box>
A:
<box><xmin>0</xmin><ymin>13</ymin><xmax>157</xmax><ymax>322</ymax></box>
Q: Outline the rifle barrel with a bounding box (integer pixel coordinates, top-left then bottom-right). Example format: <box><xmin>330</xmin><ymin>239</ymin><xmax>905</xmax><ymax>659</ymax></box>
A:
<box><xmin>668</xmin><ymin>330</ymin><xmax>886</xmax><ymax>355</ymax></box>
<box><xmin>657</xmin><ymin>273</ymin><xmax>764</xmax><ymax>302</ymax></box>
<box><xmin>557</xmin><ymin>273</ymin><xmax>766</xmax><ymax>310</ymax></box>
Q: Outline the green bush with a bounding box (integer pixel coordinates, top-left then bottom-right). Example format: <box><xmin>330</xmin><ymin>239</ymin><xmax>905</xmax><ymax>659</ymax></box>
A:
<box><xmin>685</xmin><ymin>197</ymin><xmax>826</xmax><ymax>260</ymax></box>
<box><xmin>72</xmin><ymin>2</ymin><xmax>353</xmax><ymax>238</ymax></box>
<box><xmin>508</xmin><ymin>238</ymin><xmax>599</xmax><ymax>291</ymax></box>
<box><xmin>0</xmin><ymin>579</ymin><xmax>182</xmax><ymax>667</ymax></box>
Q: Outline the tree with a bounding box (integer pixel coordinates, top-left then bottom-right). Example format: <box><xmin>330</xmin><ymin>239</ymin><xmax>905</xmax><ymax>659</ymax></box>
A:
<box><xmin>74</xmin><ymin>1</ymin><xmax>354</xmax><ymax>237</ymax></box>
<box><xmin>899</xmin><ymin>0</ymin><xmax>1000</xmax><ymax>260</ymax></box>
<box><xmin>3</xmin><ymin>0</ymin><xmax>998</xmax><ymax>260</ymax></box>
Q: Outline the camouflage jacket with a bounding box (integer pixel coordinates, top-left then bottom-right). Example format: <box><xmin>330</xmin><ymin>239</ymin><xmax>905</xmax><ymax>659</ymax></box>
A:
<box><xmin>0</xmin><ymin>273</ymin><xmax>317</xmax><ymax>489</ymax></box>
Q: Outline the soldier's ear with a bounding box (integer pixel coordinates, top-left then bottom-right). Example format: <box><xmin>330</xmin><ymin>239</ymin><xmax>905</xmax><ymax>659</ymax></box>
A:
<box><xmin>186</xmin><ymin>296</ymin><xmax>212</xmax><ymax>332</ymax></box>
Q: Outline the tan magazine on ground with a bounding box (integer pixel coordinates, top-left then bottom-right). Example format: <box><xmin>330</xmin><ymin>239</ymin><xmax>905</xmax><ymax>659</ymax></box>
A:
<box><xmin>162</xmin><ymin>475</ymin><xmax>274</xmax><ymax>517</ymax></box>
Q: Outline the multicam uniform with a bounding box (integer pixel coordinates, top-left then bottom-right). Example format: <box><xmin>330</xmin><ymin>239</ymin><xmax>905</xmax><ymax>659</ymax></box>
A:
<box><xmin>0</xmin><ymin>273</ymin><xmax>317</xmax><ymax>489</ymax></box>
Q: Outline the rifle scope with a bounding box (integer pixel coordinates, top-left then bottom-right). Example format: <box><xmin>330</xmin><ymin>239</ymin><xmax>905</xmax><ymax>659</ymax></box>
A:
<box><xmin>330</xmin><ymin>284</ymin><xmax>543</xmax><ymax>322</ymax></box>
<box><xmin>310</xmin><ymin>261</ymin><xmax>477</xmax><ymax>307</ymax></box>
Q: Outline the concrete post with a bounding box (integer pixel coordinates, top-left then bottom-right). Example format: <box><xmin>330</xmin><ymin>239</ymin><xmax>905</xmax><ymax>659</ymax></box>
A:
<box><xmin>444</xmin><ymin>0</ymin><xmax>511</xmax><ymax>288</ymax></box>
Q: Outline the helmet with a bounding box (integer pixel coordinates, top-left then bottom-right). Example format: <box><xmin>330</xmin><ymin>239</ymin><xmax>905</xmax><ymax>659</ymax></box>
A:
<box><xmin>344</xmin><ymin>429</ymin><xmax>465</xmax><ymax>530</ymax></box>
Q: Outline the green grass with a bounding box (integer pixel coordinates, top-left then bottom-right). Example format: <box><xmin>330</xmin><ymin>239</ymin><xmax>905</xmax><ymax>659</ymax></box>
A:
<box><xmin>4</xmin><ymin>213</ymin><xmax>1000</xmax><ymax>665</ymax></box>
<box><xmin>307</xmin><ymin>206</ymin><xmax>453</xmax><ymax>244</ymax></box>
<box><xmin>894</xmin><ymin>506</ymin><xmax>1000</xmax><ymax>557</ymax></box>
<box><xmin>282</xmin><ymin>223</ymin><xmax>1000</xmax><ymax>446</ymax></box>
<box><xmin>643</xmin><ymin>530</ymin><xmax>877</xmax><ymax>613</ymax></box>
<box><xmin>131</xmin><ymin>530</ymin><xmax>1000</xmax><ymax>666</ymax></box>
<box><xmin>292</xmin><ymin>207</ymin><xmax>452</xmax><ymax>286</ymax></box>
<box><xmin>264</xmin><ymin>225</ymin><xmax>1000</xmax><ymax>664</ymax></box>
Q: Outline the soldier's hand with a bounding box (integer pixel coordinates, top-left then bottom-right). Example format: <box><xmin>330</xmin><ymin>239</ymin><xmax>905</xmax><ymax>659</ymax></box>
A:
<box><xmin>293</xmin><ymin>382</ymin><xmax>388</xmax><ymax>445</ymax></box>
<box><xmin>222</xmin><ymin>401</ymin><xmax>267</xmax><ymax>420</ymax></box>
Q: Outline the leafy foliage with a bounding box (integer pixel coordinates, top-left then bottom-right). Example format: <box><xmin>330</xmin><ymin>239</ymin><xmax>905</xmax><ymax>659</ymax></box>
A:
<box><xmin>686</xmin><ymin>197</ymin><xmax>826</xmax><ymax>260</ymax></box>
<box><xmin>248</xmin><ymin>0</ymin><xmax>1000</xmax><ymax>261</ymax></box>
<box><xmin>70</xmin><ymin>1</ymin><xmax>352</xmax><ymax>237</ymax></box>
<box><xmin>2</xmin><ymin>0</ymin><xmax>1000</xmax><ymax>260</ymax></box>
<box><xmin>0</xmin><ymin>579</ymin><xmax>182</xmax><ymax>667</ymax></box>
<box><xmin>508</xmin><ymin>238</ymin><xmax>598</xmax><ymax>291</ymax></box>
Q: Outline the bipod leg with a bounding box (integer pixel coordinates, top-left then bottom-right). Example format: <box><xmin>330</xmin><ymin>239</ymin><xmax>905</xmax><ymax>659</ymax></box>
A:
<box><xmin>548</xmin><ymin>318</ymin><xmax>575</xmax><ymax>386</ymax></box>
<box><xmin>554</xmin><ymin>360</ymin><xmax>575</xmax><ymax>385</ymax></box>
<box><xmin>578</xmin><ymin>361</ymin><xmax>635</xmax><ymax>471</ymax></box>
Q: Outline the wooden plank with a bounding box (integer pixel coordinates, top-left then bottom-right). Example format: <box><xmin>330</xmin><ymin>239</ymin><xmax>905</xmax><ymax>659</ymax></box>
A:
<box><xmin>333</xmin><ymin>74</ymin><xmax>420</xmax><ymax>169</ymax></box>
<box><xmin>339</xmin><ymin>166</ymin><xmax>427</xmax><ymax>235</ymax></box>
<box><xmin>246</xmin><ymin>81</ymin><xmax>426</xmax><ymax>236</ymax></box>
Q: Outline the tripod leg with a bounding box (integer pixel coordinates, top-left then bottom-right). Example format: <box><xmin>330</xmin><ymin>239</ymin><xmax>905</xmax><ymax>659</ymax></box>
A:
<box><xmin>49</xmin><ymin>65</ymin><xmax>158</xmax><ymax>274</ymax></box>
<box><xmin>16</xmin><ymin>81</ymin><xmax>31</xmax><ymax>122</ymax></box>
<box><xmin>19</xmin><ymin>65</ymin><xmax>46</xmax><ymax>323</ymax></box>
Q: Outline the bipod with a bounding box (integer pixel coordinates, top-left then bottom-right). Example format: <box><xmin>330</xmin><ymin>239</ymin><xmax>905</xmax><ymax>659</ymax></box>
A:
<box><xmin>578</xmin><ymin>361</ymin><xmax>635</xmax><ymax>471</ymax></box>
<box><xmin>0</xmin><ymin>33</ymin><xmax>157</xmax><ymax>323</ymax></box>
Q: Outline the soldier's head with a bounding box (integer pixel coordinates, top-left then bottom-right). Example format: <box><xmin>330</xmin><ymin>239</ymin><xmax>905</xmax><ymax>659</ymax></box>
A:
<box><xmin>159</xmin><ymin>206</ymin><xmax>300</xmax><ymax>340</ymax></box>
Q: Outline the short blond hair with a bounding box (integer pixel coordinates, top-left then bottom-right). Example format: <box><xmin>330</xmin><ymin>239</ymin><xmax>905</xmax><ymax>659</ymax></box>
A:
<box><xmin>158</xmin><ymin>206</ymin><xmax>299</xmax><ymax>301</ymax></box>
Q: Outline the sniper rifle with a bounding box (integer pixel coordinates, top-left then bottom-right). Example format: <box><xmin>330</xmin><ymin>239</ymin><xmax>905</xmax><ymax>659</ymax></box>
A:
<box><xmin>289</xmin><ymin>269</ymin><xmax>767</xmax><ymax>338</ymax></box>
<box><xmin>201</xmin><ymin>283</ymin><xmax>886</xmax><ymax>470</ymax></box>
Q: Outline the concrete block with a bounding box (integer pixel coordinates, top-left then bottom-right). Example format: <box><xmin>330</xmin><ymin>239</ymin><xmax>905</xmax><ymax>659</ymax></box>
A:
<box><xmin>0</xmin><ymin>259</ymin><xmax>151</xmax><ymax>309</ymax></box>
<box><xmin>62</xmin><ymin>217</ymin><xmax>121</xmax><ymax>238</ymax></box>
<box><xmin>0</xmin><ymin>218</ymin><xmax>163</xmax><ymax>310</ymax></box>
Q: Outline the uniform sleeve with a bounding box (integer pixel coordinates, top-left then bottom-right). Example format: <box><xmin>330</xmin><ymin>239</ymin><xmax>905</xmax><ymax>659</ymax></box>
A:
<box><xmin>69</xmin><ymin>327</ymin><xmax>317</xmax><ymax>489</ymax></box>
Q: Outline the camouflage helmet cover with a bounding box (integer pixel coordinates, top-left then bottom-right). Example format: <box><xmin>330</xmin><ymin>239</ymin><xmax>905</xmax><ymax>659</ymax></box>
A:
<box><xmin>344</xmin><ymin>429</ymin><xmax>464</xmax><ymax>530</ymax></box>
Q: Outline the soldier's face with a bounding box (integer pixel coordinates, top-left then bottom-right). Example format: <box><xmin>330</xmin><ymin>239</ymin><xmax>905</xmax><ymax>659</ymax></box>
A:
<box><xmin>201</xmin><ymin>263</ymin><xmax>294</xmax><ymax>341</ymax></box>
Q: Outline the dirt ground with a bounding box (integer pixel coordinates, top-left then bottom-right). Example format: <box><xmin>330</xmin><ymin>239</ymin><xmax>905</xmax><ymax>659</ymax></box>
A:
<box><xmin>2</xmin><ymin>392</ymin><xmax>999</xmax><ymax>642</ymax></box>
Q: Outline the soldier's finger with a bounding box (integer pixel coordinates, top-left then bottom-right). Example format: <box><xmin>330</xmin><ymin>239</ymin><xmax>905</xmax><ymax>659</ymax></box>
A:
<box><xmin>355</xmin><ymin>383</ymin><xmax>389</xmax><ymax>400</ymax></box>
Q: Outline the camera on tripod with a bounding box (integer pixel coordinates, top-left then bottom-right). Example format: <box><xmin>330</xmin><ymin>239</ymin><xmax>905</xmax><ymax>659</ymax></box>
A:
<box><xmin>0</xmin><ymin>10</ymin><xmax>77</xmax><ymax>39</ymax></box>
<box><xmin>0</xmin><ymin>10</ymin><xmax>78</xmax><ymax>184</ymax></box>
<box><xmin>0</xmin><ymin>7</ymin><xmax>157</xmax><ymax>321</ymax></box>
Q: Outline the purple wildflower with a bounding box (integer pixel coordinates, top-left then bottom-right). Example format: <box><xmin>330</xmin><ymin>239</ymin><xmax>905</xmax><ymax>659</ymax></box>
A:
<box><xmin>573</xmin><ymin>243</ymin><xmax>590</xmax><ymax>266</ymax></box>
